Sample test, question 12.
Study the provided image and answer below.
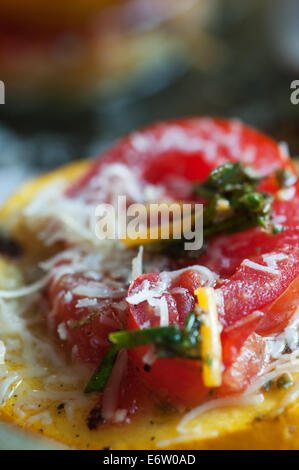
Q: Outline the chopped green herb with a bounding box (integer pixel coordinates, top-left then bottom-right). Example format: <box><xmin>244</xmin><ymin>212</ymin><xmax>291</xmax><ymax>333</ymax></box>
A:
<box><xmin>277</xmin><ymin>373</ymin><xmax>293</xmax><ymax>390</ymax></box>
<box><xmin>193</xmin><ymin>162</ymin><xmax>277</xmax><ymax>237</ymax></box>
<box><xmin>272</xmin><ymin>224</ymin><xmax>285</xmax><ymax>235</ymax></box>
<box><xmin>194</xmin><ymin>162</ymin><xmax>262</xmax><ymax>199</ymax></box>
<box><xmin>85</xmin><ymin>344</ymin><xmax>119</xmax><ymax>393</ymax></box>
<box><xmin>263</xmin><ymin>380</ymin><xmax>274</xmax><ymax>392</ymax></box>
<box><xmin>110</xmin><ymin>311</ymin><xmax>202</xmax><ymax>360</ymax></box>
<box><xmin>85</xmin><ymin>311</ymin><xmax>203</xmax><ymax>393</ymax></box>
<box><xmin>109</xmin><ymin>325</ymin><xmax>181</xmax><ymax>350</ymax></box>
<box><xmin>145</xmin><ymin>162</ymin><xmax>281</xmax><ymax>258</ymax></box>
<box><xmin>275</xmin><ymin>169</ymin><xmax>297</xmax><ymax>188</ymax></box>
<box><xmin>70</xmin><ymin>311</ymin><xmax>99</xmax><ymax>329</ymax></box>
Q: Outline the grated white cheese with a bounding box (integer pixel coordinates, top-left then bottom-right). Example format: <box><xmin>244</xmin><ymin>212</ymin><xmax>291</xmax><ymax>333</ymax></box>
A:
<box><xmin>241</xmin><ymin>259</ymin><xmax>280</xmax><ymax>275</ymax></box>
<box><xmin>278</xmin><ymin>141</ymin><xmax>290</xmax><ymax>161</ymax></box>
<box><xmin>142</xmin><ymin>345</ymin><xmax>157</xmax><ymax>366</ymax></box>
<box><xmin>177</xmin><ymin>394</ymin><xmax>264</xmax><ymax>436</ymax></box>
<box><xmin>157</xmin><ymin>393</ymin><xmax>265</xmax><ymax>447</ymax></box>
<box><xmin>75</xmin><ymin>298</ymin><xmax>98</xmax><ymax>309</ymax></box>
<box><xmin>126</xmin><ymin>278</ymin><xmax>170</xmax><ymax>326</ymax></box>
<box><xmin>157</xmin><ymin>430</ymin><xmax>218</xmax><ymax>448</ymax></box>
<box><xmin>170</xmin><ymin>287</ymin><xmax>188</xmax><ymax>295</ymax></box>
<box><xmin>131</xmin><ymin>246</ymin><xmax>144</xmax><ymax>281</ymax></box>
<box><xmin>0</xmin><ymin>341</ymin><xmax>6</xmax><ymax>365</ymax></box>
<box><xmin>277</xmin><ymin>186</ymin><xmax>296</xmax><ymax>201</ymax></box>
<box><xmin>101</xmin><ymin>350</ymin><xmax>128</xmax><ymax>421</ymax></box>
<box><xmin>112</xmin><ymin>408</ymin><xmax>128</xmax><ymax>424</ymax></box>
<box><xmin>157</xmin><ymin>429</ymin><xmax>219</xmax><ymax>448</ymax></box>
<box><xmin>0</xmin><ymin>275</ymin><xmax>49</xmax><ymax>299</ymax></box>
<box><xmin>26</xmin><ymin>411</ymin><xmax>53</xmax><ymax>426</ymax></box>
<box><xmin>72</xmin><ymin>282</ymin><xmax>126</xmax><ymax>299</ymax></box>
<box><xmin>126</xmin><ymin>265</ymin><xmax>218</xmax><ymax>327</ymax></box>
<box><xmin>0</xmin><ymin>373</ymin><xmax>22</xmax><ymax>406</ymax></box>
<box><xmin>57</xmin><ymin>323</ymin><xmax>68</xmax><ymax>341</ymax></box>
<box><xmin>277</xmin><ymin>382</ymin><xmax>299</xmax><ymax>415</ymax></box>
<box><xmin>64</xmin><ymin>291</ymin><xmax>73</xmax><ymax>303</ymax></box>
<box><xmin>262</xmin><ymin>253</ymin><xmax>288</xmax><ymax>272</ymax></box>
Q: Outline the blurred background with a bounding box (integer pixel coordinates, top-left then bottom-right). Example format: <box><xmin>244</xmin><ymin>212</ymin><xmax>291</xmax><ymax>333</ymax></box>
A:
<box><xmin>0</xmin><ymin>0</ymin><xmax>299</xmax><ymax>201</ymax></box>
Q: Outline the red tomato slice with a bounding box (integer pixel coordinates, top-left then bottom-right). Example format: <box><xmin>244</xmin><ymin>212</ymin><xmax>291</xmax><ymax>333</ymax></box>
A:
<box><xmin>221</xmin><ymin>311</ymin><xmax>264</xmax><ymax>368</ymax></box>
<box><xmin>67</xmin><ymin>118</ymin><xmax>293</xmax><ymax>200</ymax></box>
<box><xmin>46</xmin><ymin>267</ymin><xmax>128</xmax><ymax>364</ymax></box>
<box><xmin>218</xmin><ymin>246</ymin><xmax>299</xmax><ymax>328</ymax></box>
<box><xmin>220</xmin><ymin>333</ymin><xmax>267</xmax><ymax>395</ymax></box>
<box><xmin>256</xmin><ymin>275</ymin><xmax>299</xmax><ymax>336</ymax></box>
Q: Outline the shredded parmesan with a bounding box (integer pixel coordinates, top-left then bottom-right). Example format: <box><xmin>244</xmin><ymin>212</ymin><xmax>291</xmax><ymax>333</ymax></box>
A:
<box><xmin>177</xmin><ymin>394</ymin><xmax>264</xmax><ymax>435</ymax></box>
<box><xmin>57</xmin><ymin>323</ymin><xmax>68</xmax><ymax>341</ymax></box>
<box><xmin>241</xmin><ymin>259</ymin><xmax>280</xmax><ymax>275</ymax></box>
<box><xmin>142</xmin><ymin>345</ymin><xmax>157</xmax><ymax>366</ymax></box>
<box><xmin>102</xmin><ymin>350</ymin><xmax>128</xmax><ymax>421</ymax></box>
<box><xmin>72</xmin><ymin>281</ymin><xmax>126</xmax><ymax>299</ymax></box>
<box><xmin>75</xmin><ymin>298</ymin><xmax>98</xmax><ymax>308</ymax></box>
<box><xmin>0</xmin><ymin>373</ymin><xmax>22</xmax><ymax>406</ymax></box>
<box><xmin>0</xmin><ymin>341</ymin><xmax>6</xmax><ymax>365</ymax></box>
<box><xmin>278</xmin><ymin>141</ymin><xmax>290</xmax><ymax>161</ymax></box>
<box><xmin>277</xmin><ymin>186</ymin><xmax>296</xmax><ymax>201</ymax></box>
<box><xmin>277</xmin><ymin>382</ymin><xmax>299</xmax><ymax>414</ymax></box>
<box><xmin>262</xmin><ymin>253</ymin><xmax>288</xmax><ymax>271</ymax></box>
<box><xmin>131</xmin><ymin>246</ymin><xmax>144</xmax><ymax>280</ymax></box>
<box><xmin>0</xmin><ymin>276</ymin><xmax>49</xmax><ymax>299</ymax></box>
<box><xmin>126</xmin><ymin>265</ymin><xmax>218</xmax><ymax>326</ymax></box>
<box><xmin>27</xmin><ymin>411</ymin><xmax>53</xmax><ymax>426</ymax></box>
<box><xmin>157</xmin><ymin>430</ymin><xmax>219</xmax><ymax>448</ymax></box>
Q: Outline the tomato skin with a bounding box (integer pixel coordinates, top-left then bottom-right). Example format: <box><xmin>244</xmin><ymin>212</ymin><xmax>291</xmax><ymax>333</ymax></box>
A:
<box><xmin>220</xmin><ymin>333</ymin><xmax>267</xmax><ymax>395</ymax></box>
<box><xmin>47</xmin><ymin>271</ymin><xmax>127</xmax><ymax>364</ymax></box>
<box><xmin>127</xmin><ymin>269</ymin><xmax>205</xmax><ymax>330</ymax></box>
<box><xmin>67</xmin><ymin>118</ymin><xmax>293</xmax><ymax>199</ymax></box>
<box><xmin>171</xmin><ymin>269</ymin><xmax>207</xmax><ymax>327</ymax></box>
<box><xmin>256</xmin><ymin>275</ymin><xmax>299</xmax><ymax>336</ymax></box>
<box><xmin>127</xmin><ymin>315</ymin><xmax>208</xmax><ymax>407</ymax></box>
<box><xmin>218</xmin><ymin>246</ymin><xmax>299</xmax><ymax>329</ymax></box>
<box><xmin>128</xmin><ymin>346</ymin><xmax>209</xmax><ymax>407</ymax></box>
<box><xmin>221</xmin><ymin>311</ymin><xmax>264</xmax><ymax>368</ymax></box>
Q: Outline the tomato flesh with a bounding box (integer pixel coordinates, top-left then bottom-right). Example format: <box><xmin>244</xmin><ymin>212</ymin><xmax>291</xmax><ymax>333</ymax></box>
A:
<box><xmin>47</xmin><ymin>265</ymin><xmax>128</xmax><ymax>364</ymax></box>
<box><xmin>67</xmin><ymin>118</ymin><xmax>294</xmax><ymax>200</ymax></box>
<box><xmin>256</xmin><ymin>276</ymin><xmax>299</xmax><ymax>336</ymax></box>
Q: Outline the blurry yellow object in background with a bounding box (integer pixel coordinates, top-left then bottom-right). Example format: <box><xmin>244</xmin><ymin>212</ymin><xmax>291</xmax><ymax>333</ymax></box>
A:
<box><xmin>0</xmin><ymin>0</ymin><xmax>215</xmax><ymax>104</ymax></box>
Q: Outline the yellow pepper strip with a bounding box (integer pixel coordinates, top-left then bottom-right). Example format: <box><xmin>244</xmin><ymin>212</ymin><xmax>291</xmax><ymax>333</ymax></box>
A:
<box><xmin>194</xmin><ymin>287</ymin><xmax>222</xmax><ymax>388</ymax></box>
<box><xmin>121</xmin><ymin>202</ymin><xmax>201</xmax><ymax>247</ymax></box>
